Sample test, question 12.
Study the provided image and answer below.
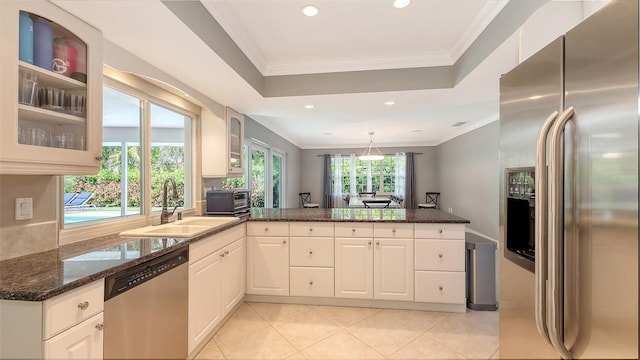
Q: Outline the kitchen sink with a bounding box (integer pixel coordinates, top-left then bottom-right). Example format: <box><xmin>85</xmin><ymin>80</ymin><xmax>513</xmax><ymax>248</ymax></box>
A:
<box><xmin>119</xmin><ymin>216</ymin><xmax>239</xmax><ymax>239</ymax></box>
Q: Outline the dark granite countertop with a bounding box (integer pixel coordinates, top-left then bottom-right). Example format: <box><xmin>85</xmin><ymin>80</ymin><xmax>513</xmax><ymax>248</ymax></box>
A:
<box><xmin>0</xmin><ymin>209</ymin><xmax>468</xmax><ymax>302</ymax></box>
<box><xmin>248</xmin><ymin>208</ymin><xmax>470</xmax><ymax>223</ymax></box>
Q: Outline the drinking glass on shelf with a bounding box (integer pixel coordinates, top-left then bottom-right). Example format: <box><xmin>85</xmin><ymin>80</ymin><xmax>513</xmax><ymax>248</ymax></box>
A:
<box><xmin>18</xmin><ymin>69</ymin><xmax>38</xmax><ymax>106</ymax></box>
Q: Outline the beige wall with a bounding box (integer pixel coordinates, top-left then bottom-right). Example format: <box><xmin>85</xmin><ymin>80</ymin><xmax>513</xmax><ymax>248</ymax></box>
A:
<box><xmin>0</xmin><ymin>175</ymin><xmax>57</xmax><ymax>227</ymax></box>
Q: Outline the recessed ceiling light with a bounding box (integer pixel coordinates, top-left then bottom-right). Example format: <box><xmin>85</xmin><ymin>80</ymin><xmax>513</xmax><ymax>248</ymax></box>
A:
<box><xmin>394</xmin><ymin>0</ymin><xmax>410</xmax><ymax>9</ymax></box>
<box><xmin>302</xmin><ymin>5</ymin><xmax>318</xmax><ymax>16</ymax></box>
<box><xmin>304</xmin><ymin>104</ymin><xmax>314</xmax><ymax>109</ymax></box>
<box><xmin>384</xmin><ymin>101</ymin><xmax>396</xmax><ymax>106</ymax></box>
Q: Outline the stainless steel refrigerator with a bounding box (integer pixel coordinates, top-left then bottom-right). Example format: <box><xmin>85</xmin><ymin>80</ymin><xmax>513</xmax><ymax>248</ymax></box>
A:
<box><xmin>499</xmin><ymin>0</ymin><xmax>638</xmax><ymax>358</ymax></box>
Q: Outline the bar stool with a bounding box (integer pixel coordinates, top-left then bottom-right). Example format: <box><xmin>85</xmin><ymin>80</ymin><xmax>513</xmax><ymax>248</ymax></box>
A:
<box><xmin>299</xmin><ymin>192</ymin><xmax>319</xmax><ymax>208</ymax></box>
<box><xmin>418</xmin><ymin>192</ymin><xmax>440</xmax><ymax>209</ymax></box>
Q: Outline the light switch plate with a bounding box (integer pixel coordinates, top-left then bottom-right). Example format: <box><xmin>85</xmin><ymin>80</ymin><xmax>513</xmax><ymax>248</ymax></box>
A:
<box><xmin>15</xmin><ymin>198</ymin><xmax>33</xmax><ymax>220</ymax></box>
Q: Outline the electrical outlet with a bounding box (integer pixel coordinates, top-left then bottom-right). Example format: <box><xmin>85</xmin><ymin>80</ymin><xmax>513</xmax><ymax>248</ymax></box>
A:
<box><xmin>448</xmin><ymin>207</ymin><xmax>453</xmax><ymax>213</ymax></box>
<box><xmin>15</xmin><ymin>198</ymin><xmax>33</xmax><ymax>220</ymax></box>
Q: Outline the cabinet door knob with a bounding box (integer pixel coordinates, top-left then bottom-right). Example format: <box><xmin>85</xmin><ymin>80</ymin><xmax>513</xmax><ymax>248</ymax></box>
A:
<box><xmin>309</xmin><ymin>228</ymin><xmax>313</xmax><ymax>232</ymax></box>
<box><xmin>376</xmin><ymin>241</ymin><xmax>380</xmax><ymax>246</ymax></box>
<box><xmin>438</xmin><ymin>286</ymin><xmax>444</xmax><ymax>291</ymax></box>
<box><xmin>392</xmin><ymin>229</ymin><xmax>397</xmax><ymax>233</ymax></box>
<box><xmin>309</xmin><ymin>281</ymin><xmax>314</xmax><ymax>285</ymax></box>
<box><xmin>438</xmin><ymin>229</ymin><xmax>443</xmax><ymax>234</ymax></box>
<box><xmin>283</xmin><ymin>240</ymin><xmax>287</xmax><ymax>244</ymax></box>
<box><xmin>438</xmin><ymin>253</ymin><xmax>443</xmax><ymax>258</ymax></box>
<box><xmin>352</xmin><ymin>228</ymin><xmax>356</xmax><ymax>232</ymax></box>
<box><xmin>77</xmin><ymin>301</ymin><xmax>89</xmax><ymax>310</ymax></box>
<box><xmin>95</xmin><ymin>156</ymin><xmax>103</xmax><ymax>161</ymax></box>
<box><xmin>225</xmin><ymin>250</ymin><xmax>230</xmax><ymax>255</ymax></box>
<box><xmin>220</xmin><ymin>253</ymin><xmax>225</xmax><ymax>258</ymax></box>
<box><xmin>95</xmin><ymin>323</ymin><xmax>104</xmax><ymax>331</ymax></box>
<box><xmin>264</xmin><ymin>228</ymin><xmax>269</xmax><ymax>232</ymax></box>
<box><xmin>368</xmin><ymin>241</ymin><xmax>372</xmax><ymax>246</ymax></box>
<box><xmin>309</xmin><ymin>250</ymin><xmax>313</xmax><ymax>255</ymax></box>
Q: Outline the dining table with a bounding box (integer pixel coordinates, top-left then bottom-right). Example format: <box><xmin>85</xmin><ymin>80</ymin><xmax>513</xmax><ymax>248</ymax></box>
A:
<box><xmin>348</xmin><ymin>196</ymin><xmax>401</xmax><ymax>208</ymax></box>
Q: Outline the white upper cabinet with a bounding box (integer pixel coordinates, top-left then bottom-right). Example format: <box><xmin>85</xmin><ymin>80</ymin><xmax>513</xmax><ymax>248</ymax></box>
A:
<box><xmin>0</xmin><ymin>0</ymin><xmax>103</xmax><ymax>175</ymax></box>
<box><xmin>201</xmin><ymin>106</ymin><xmax>245</xmax><ymax>178</ymax></box>
<box><xmin>226</xmin><ymin>107</ymin><xmax>244</xmax><ymax>176</ymax></box>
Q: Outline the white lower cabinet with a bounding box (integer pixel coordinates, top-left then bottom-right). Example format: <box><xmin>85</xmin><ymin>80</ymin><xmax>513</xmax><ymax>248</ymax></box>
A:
<box><xmin>414</xmin><ymin>224</ymin><xmax>466</xmax><ymax>305</ymax></box>
<box><xmin>188</xmin><ymin>225</ymin><xmax>246</xmax><ymax>354</ymax></box>
<box><xmin>44</xmin><ymin>312</ymin><xmax>104</xmax><ymax>359</ymax></box>
<box><xmin>335</xmin><ymin>238</ymin><xmax>374</xmax><ymax>299</ymax></box>
<box><xmin>289</xmin><ymin>223</ymin><xmax>335</xmax><ymax>298</ymax></box>
<box><xmin>0</xmin><ymin>279</ymin><xmax>104</xmax><ymax>360</ymax></box>
<box><xmin>373</xmin><ymin>238</ymin><xmax>414</xmax><ymax>301</ymax></box>
<box><xmin>246</xmin><ymin>222</ymin><xmax>290</xmax><ymax>296</ymax></box>
<box><xmin>335</xmin><ymin>224</ymin><xmax>414</xmax><ymax>301</ymax></box>
<box><xmin>188</xmin><ymin>247</ymin><xmax>223</xmax><ymax>353</ymax></box>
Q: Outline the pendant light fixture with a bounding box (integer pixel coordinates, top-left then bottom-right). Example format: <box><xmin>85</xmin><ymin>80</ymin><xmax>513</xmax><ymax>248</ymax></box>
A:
<box><xmin>359</xmin><ymin>132</ymin><xmax>384</xmax><ymax>161</ymax></box>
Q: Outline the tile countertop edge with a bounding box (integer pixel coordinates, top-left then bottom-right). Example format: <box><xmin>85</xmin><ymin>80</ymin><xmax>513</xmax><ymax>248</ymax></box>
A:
<box><xmin>0</xmin><ymin>209</ymin><xmax>469</xmax><ymax>301</ymax></box>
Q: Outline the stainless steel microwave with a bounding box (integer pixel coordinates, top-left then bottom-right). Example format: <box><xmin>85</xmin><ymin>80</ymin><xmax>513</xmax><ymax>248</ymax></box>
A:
<box><xmin>206</xmin><ymin>189</ymin><xmax>251</xmax><ymax>215</ymax></box>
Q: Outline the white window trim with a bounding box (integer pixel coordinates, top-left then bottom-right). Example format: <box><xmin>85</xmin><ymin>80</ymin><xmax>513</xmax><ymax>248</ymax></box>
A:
<box><xmin>59</xmin><ymin>70</ymin><xmax>200</xmax><ymax>245</ymax></box>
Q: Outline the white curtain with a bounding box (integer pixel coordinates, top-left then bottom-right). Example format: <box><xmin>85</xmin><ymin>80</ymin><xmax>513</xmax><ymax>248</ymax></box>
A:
<box><xmin>395</xmin><ymin>152</ymin><xmax>406</xmax><ymax>207</ymax></box>
<box><xmin>349</xmin><ymin>154</ymin><xmax>357</xmax><ymax>197</ymax></box>
<box><xmin>331</xmin><ymin>154</ymin><xmax>344</xmax><ymax>207</ymax></box>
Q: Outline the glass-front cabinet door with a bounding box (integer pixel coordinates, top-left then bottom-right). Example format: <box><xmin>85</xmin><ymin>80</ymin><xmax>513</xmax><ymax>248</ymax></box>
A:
<box><xmin>0</xmin><ymin>1</ymin><xmax>103</xmax><ymax>174</ymax></box>
<box><xmin>226</xmin><ymin>107</ymin><xmax>244</xmax><ymax>176</ymax></box>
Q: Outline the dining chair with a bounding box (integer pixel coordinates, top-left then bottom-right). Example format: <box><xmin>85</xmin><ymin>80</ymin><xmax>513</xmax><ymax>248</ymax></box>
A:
<box><xmin>299</xmin><ymin>192</ymin><xmax>319</xmax><ymax>208</ymax></box>
<box><xmin>362</xmin><ymin>199</ymin><xmax>391</xmax><ymax>208</ymax></box>
<box><xmin>358</xmin><ymin>191</ymin><xmax>376</xmax><ymax>198</ymax></box>
<box><xmin>342</xmin><ymin>194</ymin><xmax>351</xmax><ymax>207</ymax></box>
<box><xmin>418</xmin><ymin>192</ymin><xmax>440</xmax><ymax>209</ymax></box>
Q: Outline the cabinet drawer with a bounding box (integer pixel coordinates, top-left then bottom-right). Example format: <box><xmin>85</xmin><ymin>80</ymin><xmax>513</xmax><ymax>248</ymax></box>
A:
<box><xmin>374</xmin><ymin>223</ymin><xmax>414</xmax><ymax>238</ymax></box>
<box><xmin>290</xmin><ymin>267</ymin><xmax>334</xmax><ymax>297</ymax></box>
<box><xmin>290</xmin><ymin>237</ymin><xmax>334</xmax><ymax>267</ymax></box>
<box><xmin>247</xmin><ymin>221</ymin><xmax>289</xmax><ymax>236</ymax></box>
<box><xmin>335</xmin><ymin>222</ymin><xmax>373</xmax><ymax>238</ymax></box>
<box><xmin>44</xmin><ymin>280</ymin><xmax>104</xmax><ymax>339</ymax></box>
<box><xmin>415</xmin><ymin>271</ymin><xmax>465</xmax><ymax>304</ymax></box>
<box><xmin>415</xmin><ymin>240</ymin><xmax>465</xmax><ymax>271</ymax></box>
<box><xmin>290</xmin><ymin>222</ymin><xmax>334</xmax><ymax>237</ymax></box>
<box><xmin>414</xmin><ymin>224</ymin><xmax>465</xmax><ymax>240</ymax></box>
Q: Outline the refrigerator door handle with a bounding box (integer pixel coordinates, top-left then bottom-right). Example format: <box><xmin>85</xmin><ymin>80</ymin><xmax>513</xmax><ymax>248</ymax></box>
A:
<box><xmin>534</xmin><ymin>110</ymin><xmax>559</xmax><ymax>345</ymax></box>
<box><xmin>548</xmin><ymin>106</ymin><xmax>575</xmax><ymax>359</ymax></box>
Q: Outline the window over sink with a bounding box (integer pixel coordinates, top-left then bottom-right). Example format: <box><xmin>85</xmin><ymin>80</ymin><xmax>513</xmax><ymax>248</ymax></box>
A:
<box><xmin>62</xmin><ymin>70</ymin><xmax>196</xmax><ymax>229</ymax></box>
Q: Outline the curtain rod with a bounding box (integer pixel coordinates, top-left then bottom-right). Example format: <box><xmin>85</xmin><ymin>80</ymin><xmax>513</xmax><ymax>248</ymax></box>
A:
<box><xmin>316</xmin><ymin>152</ymin><xmax>422</xmax><ymax>157</ymax></box>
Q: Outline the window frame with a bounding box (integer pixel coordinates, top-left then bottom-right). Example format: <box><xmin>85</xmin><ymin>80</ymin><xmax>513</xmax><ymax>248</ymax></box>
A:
<box><xmin>59</xmin><ymin>70</ymin><xmax>199</xmax><ymax>245</ymax></box>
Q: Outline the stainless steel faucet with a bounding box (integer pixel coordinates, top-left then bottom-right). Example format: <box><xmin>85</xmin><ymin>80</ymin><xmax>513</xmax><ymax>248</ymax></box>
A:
<box><xmin>160</xmin><ymin>178</ymin><xmax>180</xmax><ymax>224</ymax></box>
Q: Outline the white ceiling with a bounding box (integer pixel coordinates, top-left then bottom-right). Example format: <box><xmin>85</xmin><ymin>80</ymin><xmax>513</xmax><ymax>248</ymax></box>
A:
<box><xmin>53</xmin><ymin>0</ymin><xmax>524</xmax><ymax>149</ymax></box>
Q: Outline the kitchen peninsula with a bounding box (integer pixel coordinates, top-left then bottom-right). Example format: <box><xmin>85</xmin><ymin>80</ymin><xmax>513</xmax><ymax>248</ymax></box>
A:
<box><xmin>0</xmin><ymin>208</ymin><xmax>470</xmax><ymax>359</ymax></box>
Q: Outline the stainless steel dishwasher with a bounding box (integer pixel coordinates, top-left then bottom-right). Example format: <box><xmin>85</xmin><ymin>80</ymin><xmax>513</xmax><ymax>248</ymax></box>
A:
<box><xmin>104</xmin><ymin>247</ymin><xmax>188</xmax><ymax>360</ymax></box>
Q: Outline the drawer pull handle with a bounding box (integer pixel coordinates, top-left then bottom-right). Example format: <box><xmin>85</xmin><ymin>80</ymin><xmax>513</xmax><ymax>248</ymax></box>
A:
<box><xmin>265</xmin><ymin>228</ymin><xmax>269</xmax><ymax>231</ymax></box>
<box><xmin>438</xmin><ymin>253</ymin><xmax>443</xmax><ymax>258</ymax></box>
<box><xmin>438</xmin><ymin>229</ymin><xmax>443</xmax><ymax>234</ymax></box>
<box><xmin>352</xmin><ymin>228</ymin><xmax>356</xmax><ymax>232</ymax></box>
<box><xmin>95</xmin><ymin>323</ymin><xmax>104</xmax><ymax>331</ymax></box>
<box><xmin>95</xmin><ymin>155</ymin><xmax>103</xmax><ymax>161</ymax></box>
<box><xmin>438</xmin><ymin>286</ymin><xmax>444</xmax><ymax>291</ymax></box>
<box><xmin>309</xmin><ymin>281</ymin><xmax>314</xmax><ymax>285</ymax></box>
<box><xmin>220</xmin><ymin>253</ymin><xmax>225</xmax><ymax>258</ymax></box>
<box><xmin>77</xmin><ymin>301</ymin><xmax>89</xmax><ymax>310</ymax></box>
<box><xmin>309</xmin><ymin>228</ymin><xmax>313</xmax><ymax>232</ymax></box>
<box><xmin>309</xmin><ymin>250</ymin><xmax>313</xmax><ymax>255</ymax></box>
<box><xmin>376</xmin><ymin>241</ymin><xmax>380</xmax><ymax>246</ymax></box>
<box><xmin>225</xmin><ymin>250</ymin><xmax>230</xmax><ymax>255</ymax></box>
<box><xmin>368</xmin><ymin>241</ymin><xmax>372</xmax><ymax>246</ymax></box>
<box><xmin>283</xmin><ymin>240</ymin><xmax>287</xmax><ymax>244</ymax></box>
<box><xmin>392</xmin><ymin>229</ymin><xmax>397</xmax><ymax>233</ymax></box>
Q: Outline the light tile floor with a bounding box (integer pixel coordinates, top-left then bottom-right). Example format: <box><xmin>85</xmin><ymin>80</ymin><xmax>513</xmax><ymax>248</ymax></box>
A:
<box><xmin>195</xmin><ymin>302</ymin><xmax>499</xmax><ymax>360</ymax></box>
